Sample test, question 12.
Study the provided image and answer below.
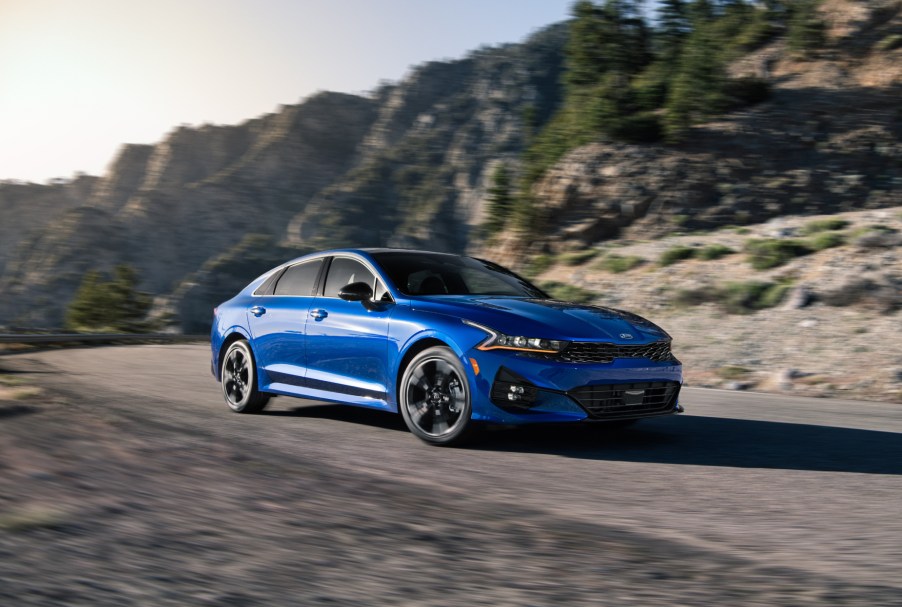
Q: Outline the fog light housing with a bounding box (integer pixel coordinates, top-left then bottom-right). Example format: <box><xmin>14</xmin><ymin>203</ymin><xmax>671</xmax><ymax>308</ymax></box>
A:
<box><xmin>491</xmin><ymin>368</ymin><xmax>538</xmax><ymax>410</ymax></box>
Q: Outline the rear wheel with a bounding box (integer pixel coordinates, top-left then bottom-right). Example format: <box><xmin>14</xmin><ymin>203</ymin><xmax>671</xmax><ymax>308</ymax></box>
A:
<box><xmin>221</xmin><ymin>340</ymin><xmax>269</xmax><ymax>413</ymax></box>
<box><xmin>400</xmin><ymin>346</ymin><xmax>475</xmax><ymax>446</ymax></box>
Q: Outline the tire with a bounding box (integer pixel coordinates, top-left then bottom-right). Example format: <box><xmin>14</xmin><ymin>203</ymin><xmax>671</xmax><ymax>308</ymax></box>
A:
<box><xmin>399</xmin><ymin>346</ymin><xmax>475</xmax><ymax>446</ymax></box>
<box><xmin>221</xmin><ymin>340</ymin><xmax>270</xmax><ymax>413</ymax></box>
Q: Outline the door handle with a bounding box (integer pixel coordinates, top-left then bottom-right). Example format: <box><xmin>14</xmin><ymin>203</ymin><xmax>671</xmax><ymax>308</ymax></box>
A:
<box><xmin>250</xmin><ymin>306</ymin><xmax>266</xmax><ymax>317</ymax></box>
<box><xmin>310</xmin><ymin>309</ymin><xmax>328</xmax><ymax>320</ymax></box>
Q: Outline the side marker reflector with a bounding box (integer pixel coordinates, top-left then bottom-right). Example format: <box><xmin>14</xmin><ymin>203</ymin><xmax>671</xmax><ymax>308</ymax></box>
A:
<box><xmin>469</xmin><ymin>358</ymin><xmax>480</xmax><ymax>375</ymax></box>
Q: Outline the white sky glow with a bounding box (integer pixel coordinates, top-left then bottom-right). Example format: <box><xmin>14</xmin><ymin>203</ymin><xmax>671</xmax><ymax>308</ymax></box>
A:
<box><xmin>0</xmin><ymin>0</ymin><xmax>572</xmax><ymax>182</ymax></box>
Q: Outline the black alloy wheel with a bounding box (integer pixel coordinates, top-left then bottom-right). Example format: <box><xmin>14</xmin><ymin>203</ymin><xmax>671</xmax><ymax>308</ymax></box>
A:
<box><xmin>221</xmin><ymin>340</ymin><xmax>269</xmax><ymax>413</ymax></box>
<box><xmin>400</xmin><ymin>346</ymin><xmax>475</xmax><ymax>446</ymax></box>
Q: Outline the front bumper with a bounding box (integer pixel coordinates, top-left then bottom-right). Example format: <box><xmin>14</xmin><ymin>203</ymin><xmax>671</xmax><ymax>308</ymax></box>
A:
<box><xmin>467</xmin><ymin>347</ymin><xmax>683</xmax><ymax>424</ymax></box>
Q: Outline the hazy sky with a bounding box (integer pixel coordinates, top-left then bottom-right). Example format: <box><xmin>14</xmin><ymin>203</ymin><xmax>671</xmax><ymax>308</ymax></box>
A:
<box><xmin>0</xmin><ymin>0</ymin><xmax>574</xmax><ymax>183</ymax></box>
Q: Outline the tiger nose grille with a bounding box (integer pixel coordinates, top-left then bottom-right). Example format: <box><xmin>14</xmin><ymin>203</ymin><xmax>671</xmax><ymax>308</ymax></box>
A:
<box><xmin>560</xmin><ymin>340</ymin><xmax>673</xmax><ymax>364</ymax></box>
<box><xmin>569</xmin><ymin>381</ymin><xmax>680</xmax><ymax>419</ymax></box>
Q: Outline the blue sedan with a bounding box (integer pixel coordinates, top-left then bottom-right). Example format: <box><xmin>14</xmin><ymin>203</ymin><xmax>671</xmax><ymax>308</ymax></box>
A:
<box><xmin>211</xmin><ymin>249</ymin><xmax>683</xmax><ymax>445</ymax></box>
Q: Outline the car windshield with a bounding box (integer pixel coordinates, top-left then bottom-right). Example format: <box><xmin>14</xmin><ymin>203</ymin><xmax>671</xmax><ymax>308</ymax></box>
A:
<box><xmin>372</xmin><ymin>252</ymin><xmax>547</xmax><ymax>298</ymax></box>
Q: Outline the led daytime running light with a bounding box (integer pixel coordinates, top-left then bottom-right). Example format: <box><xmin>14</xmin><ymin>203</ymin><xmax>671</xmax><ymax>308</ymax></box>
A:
<box><xmin>463</xmin><ymin>320</ymin><xmax>568</xmax><ymax>353</ymax></box>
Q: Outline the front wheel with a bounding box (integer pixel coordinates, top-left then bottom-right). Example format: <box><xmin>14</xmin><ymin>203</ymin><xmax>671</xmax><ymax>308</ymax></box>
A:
<box><xmin>400</xmin><ymin>346</ymin><xmax>475</xmax><ymax>446</ymax></box>
<box><xmin>221</xmin><ymin>340</ymin><xmax>269</xmax><ymax>413</ymax></box>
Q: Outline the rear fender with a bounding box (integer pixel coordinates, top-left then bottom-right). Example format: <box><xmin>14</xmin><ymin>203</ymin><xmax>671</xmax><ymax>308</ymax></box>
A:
<box><xmin>212</xmin><ymin>325</ymin><xmax>252</xmax><ymax>381</ymax></box>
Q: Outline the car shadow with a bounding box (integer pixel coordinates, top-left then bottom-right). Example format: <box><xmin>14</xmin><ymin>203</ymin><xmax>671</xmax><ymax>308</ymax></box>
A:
<box><xmin>477</xmin><ymin>415</ymin><xmax>902</xmax><ymax>475</ymax></box>
<box><xmin>0</xmin><ymin>404</ymin><xmax>37</xmax><ymax>419</ymax></box>
<box><xmin>260</xmin><ymin>402</ymin><xmax>408</xmax><ymax>432</ymax></box>
<box><xmin>256</xmin><ymin>401</ymin><xmax>902</xmax><ymax>475</ymax></box>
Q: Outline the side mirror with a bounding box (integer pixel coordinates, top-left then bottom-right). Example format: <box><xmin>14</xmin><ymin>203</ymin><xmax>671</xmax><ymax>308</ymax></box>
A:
<box><xmin>338</xmin><ymin>282</ymin><xmax>374</xmax><ymax>303</ymax></box>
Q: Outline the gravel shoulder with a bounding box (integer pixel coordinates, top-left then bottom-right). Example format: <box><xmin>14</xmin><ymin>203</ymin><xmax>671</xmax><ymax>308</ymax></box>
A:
<box><xmin>1</xmin><ymin>346</ymin><xmax>902</xmax><ymax>606</ymax></box>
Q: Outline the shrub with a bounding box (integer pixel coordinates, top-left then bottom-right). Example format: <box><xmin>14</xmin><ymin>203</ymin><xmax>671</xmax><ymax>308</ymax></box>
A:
<box><xmin>800</xmin><ymin>218</ymin><xmax>849</xmax><ymax>234</ymax></box>
<box><xmin>695</xmin><ymin>244</ymin><xmax>735</xmax><ymax>261</ymax></box>
<box><xmin>660</xmin><ymin>245</ymin><xmax>696</xmax><ymax>266</ymax></box>
<box><xmin>808</xmin><ymin>231</ymin><xmax>845</xmax><ymax>251</ymax></box>
<box><xmin>673</xmin><ymin>280</ymin><xmax>792</xmax><ymax>314</ymax></box>
<box><xmin>674</xmin><ymin>285</ymin><xmax>719</xmax><ymax>307</ymax></box>
<box><xmin>721</xmin><ymin>281</ymin><xmax>774</xmax><ymax>313</ymax></box>
<box><xmin>876</xmin><ymin>34</ymin><xmax>902</xmax><ymax>51</ymax></box>
<box><xmin>717</xmin><ymin>366</ymin><xmax>751</xmax><ymax>380</ymax></box>
<box><xmin>744</xmin><ymin>238</ymin><xmax>812</xmax><ymax>270</ymax></box>
<box><xmin>758</xmin><ymin>282</ymin><xmax>794</xmax><ymax>309</ymax></box>
<box><xmin>558</xmin><ymin>249</ymin><xmax>599</xmax><ymax>266</ymax></box>
<box><xmin>540</xmin><ymin>282</ymin><xmax>596</xmax><ymax>304</ymax></box>
<box><xmin>597</xmin><ymin>254</ymin><xmax>644</xmax><ymax>273</ymax></box>
<box><xmin>525</xmin><ymin>254</ymin><xmax>554</xmax><ymax>277</ymax></box>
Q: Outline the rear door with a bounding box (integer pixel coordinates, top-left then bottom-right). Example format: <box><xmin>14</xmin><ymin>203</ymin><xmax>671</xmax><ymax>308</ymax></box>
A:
<box><xmin>304</xmin><ymin>256</ymin><xmax>394</xmax><ymax>407</ymax></box>
<box><xmin>247</xmin><ymin>257</ymin><xmax>324</xmax><ymax>391</ymax></box>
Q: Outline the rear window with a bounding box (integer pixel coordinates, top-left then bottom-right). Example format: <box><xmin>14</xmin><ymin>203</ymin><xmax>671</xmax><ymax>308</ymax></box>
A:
<box><xmin>273</xmin><ymin>259</ymin><xmax>323</xmax><ymax>296</ymax></box>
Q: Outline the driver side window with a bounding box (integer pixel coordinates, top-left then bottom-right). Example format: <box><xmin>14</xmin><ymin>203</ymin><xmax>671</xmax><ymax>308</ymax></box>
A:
<box><xmin>323</xmin><ymin>258</ymin><xmax>376</xmax><ymax>298</ymax></box>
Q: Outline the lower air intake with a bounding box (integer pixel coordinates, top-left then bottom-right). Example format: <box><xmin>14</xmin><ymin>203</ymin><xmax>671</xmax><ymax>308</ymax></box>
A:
<box><xmin>569</xmin><ymin>381</ymin><xmax>680</xmax><ymax>419</ymax></box>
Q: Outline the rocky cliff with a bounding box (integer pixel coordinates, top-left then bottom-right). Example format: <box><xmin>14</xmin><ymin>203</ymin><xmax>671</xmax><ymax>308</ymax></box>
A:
<box><xmin>0</xmin><ymin>91</ymin><xmax>379</xmax><ymax>328</ymax></box>
<box><xmin>0</xmin><ymin>23</ymin><xmax>566</xmax><ymax>330</ymax></box>
<box><xmin>0</xmin><ymin>175</ymin><xmax>97</xmax><ymax>276</ymax></box>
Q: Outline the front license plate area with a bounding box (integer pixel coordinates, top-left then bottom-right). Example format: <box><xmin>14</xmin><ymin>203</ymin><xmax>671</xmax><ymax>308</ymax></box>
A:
<box><xmin>623</xmin><ymin>389</ymin><xmax>645</xmax><ymax>406</ymax></box>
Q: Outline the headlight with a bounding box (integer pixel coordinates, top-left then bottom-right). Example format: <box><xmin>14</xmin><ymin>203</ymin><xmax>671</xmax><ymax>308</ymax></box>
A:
<box><xmin>463</xmin><ymin>320</ymin><xmax>568</xmax><ymax>353</ymax></box>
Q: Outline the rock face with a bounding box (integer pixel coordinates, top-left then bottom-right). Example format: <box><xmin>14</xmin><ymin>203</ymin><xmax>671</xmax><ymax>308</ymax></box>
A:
<box><xmin>0</xmin><ymin>175</ymin><xmax>97</xmax><ymax>276</ymax></box>
<box><xmin>0</xmin><ymin>92</ymin><xmax>379</xmax><ymax>329</ymax></box>
<box><xmin>0</xmin><ymin>24</ymin><xmax>566</xmax><ymax>331</ymax></box>
<box><xmin>291</xmin><ymin>25</ymin><xmax>566</xmax><ymax>254</ymax></box>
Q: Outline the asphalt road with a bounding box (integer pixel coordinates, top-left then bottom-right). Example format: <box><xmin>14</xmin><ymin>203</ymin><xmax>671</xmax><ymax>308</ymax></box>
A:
<box><xmin>3</xmin><ymin>344</ymin><xmax>902</xmax><ymax>605</ymax></box>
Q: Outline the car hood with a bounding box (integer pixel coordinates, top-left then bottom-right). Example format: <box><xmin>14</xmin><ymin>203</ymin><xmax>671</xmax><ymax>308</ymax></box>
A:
<box><xmin>410</xmin><ymin>296</ymin><xmax>670</xmax><ymax>343</ymax></box>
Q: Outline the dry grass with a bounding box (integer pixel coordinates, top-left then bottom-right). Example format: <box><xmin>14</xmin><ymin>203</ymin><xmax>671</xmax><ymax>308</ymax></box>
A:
<box><xmin>0</xmin><ymin>507</ymin><xmax>68</xmax><ymax>532</ymax></box>
<box><xmin>0</xmin><ymin>375</ymin><xmax>42</xmax><ymax>400</ymax></box>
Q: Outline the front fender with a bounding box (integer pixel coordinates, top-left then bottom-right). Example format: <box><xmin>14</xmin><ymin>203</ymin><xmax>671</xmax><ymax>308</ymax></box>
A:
<box><xmin>389</xmin><ymin>316</ymin><xmax>488</xmax><ymax>411</ymax></box>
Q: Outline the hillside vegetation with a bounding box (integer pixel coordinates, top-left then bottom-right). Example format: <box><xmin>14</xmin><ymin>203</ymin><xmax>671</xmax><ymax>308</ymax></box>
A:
<box><xmin>491</xmin><ymin>0</ymin><xmax>826</xmax><ymax>234</ymax></box>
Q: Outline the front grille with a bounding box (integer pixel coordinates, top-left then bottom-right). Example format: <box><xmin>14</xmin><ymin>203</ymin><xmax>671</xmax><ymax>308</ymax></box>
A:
<box><xmin>569</xmin><ymin>381</ymin><xmax>680</xmax><ymax>419</ymax></box>
<box><xmin>559</xmin><ymin>340</ymin><xmax>673</xmax><ymax>364</ymax></box>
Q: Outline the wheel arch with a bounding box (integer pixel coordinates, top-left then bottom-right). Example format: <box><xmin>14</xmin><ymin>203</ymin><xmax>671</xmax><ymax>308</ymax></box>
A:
<box><xmin>217</xmin><ymin>329</ymin><xmax>252</xmax><ymax>380</ymax></box>
<box><xmin>394</xmin><ymin>336</ymin><xmax>452</xmax><ymax>410</ymax></box>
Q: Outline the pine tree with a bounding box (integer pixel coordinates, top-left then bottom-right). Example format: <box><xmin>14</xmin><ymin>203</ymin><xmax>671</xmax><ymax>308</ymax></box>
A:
<box><xmin>600</xmin><ymin>0</ymin><xmax>650</xmax><ymax>77</ymax></box>
<box><xmin>65</xmin><ymin>265</ymin><xmax>152</xmax><ymax>333</ymax></box>
<box><xmin>787</xmin><ymin>0</ymin><xmax>825</xmax><ymax>53</ymax></box>
<box><xmin>106</xmin><ymin>265</ymin><xmax>152</xmax><ymax>333</ymax></box>
<box><xmin>65</xmin><ymin>271</ymin><xmax>108</xmax><ymax>331</ymax></box>
<box><xmin>658</xmin><ymin>0</ymin><xmax>690</xmax><ymax>66</ymax></box>
<box><xmin>664</xmin><ymin>1</ymin><xmax>728</xmax><ymax>141</ymax></box>
<box><xmin>484</xmin><ymin>164</ymin><xmax>513</xmax><ymax>235</ymax></box>
<box><xmin>565</xmin><ymin>0</ymin><xmax>607</xmax><ymax>90</ymax></box>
